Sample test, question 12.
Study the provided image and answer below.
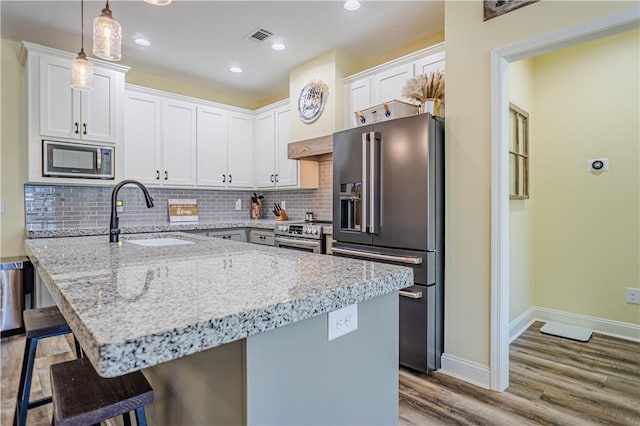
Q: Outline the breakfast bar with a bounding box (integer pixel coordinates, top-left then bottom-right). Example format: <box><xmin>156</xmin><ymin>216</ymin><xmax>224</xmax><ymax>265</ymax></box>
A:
<box><xmin>25</xmin><ymin>233</ymin><xmax>412</xmax><ymax>425</ymax></box>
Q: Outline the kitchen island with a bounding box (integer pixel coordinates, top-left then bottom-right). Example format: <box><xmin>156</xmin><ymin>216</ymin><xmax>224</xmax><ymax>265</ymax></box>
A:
<box><xmin>25</xmin><ymin>233</ymin><xmax>411</xmax><ymax>425</ymax></box>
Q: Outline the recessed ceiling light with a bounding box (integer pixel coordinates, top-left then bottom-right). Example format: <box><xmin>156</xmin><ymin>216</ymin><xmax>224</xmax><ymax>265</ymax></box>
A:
<box><xmin>134</xmin><ymin>38</ymin><xmax>151</xmax><ymax>47</ymax></box>
<box><xmin>343</xmin><ymin>0</ymin><xmax>361</xmax><ymax>11</ymax></box>
<box><xmin>271</xmin><ymin>42</ymin><xmax>286</xmax><ymax>51</ymax></box>
<box><xmin>230</xmin><ymin>66</ymin><xmax>243</xmax><ymax>73</ymax></box>
<box><xmin>143</xmin><ymin>0</ymin><xmax>172</xmax><ymax>5</ymax></box>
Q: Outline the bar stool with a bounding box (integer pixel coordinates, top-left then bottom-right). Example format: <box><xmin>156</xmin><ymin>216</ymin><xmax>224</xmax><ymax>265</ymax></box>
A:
<box><xmin>14</xmin><ymin>306</ymin><xmax>82</xmax><ymax>426</ymax></box>
<box><xmin>50</xmin><ymin>357</ymin><xmax>154</xmax><ymax>426</ymax></box>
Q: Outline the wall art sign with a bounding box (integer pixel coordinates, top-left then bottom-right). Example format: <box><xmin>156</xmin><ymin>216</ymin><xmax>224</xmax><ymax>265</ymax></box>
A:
<box><xmin>297</xmin><ymin>79</ymin><xmax>329</xmax><ymax>123</ymax></box>
<box><xmin>484</xmin><ymin>0</ymin><xmax>539</xmax><ymax>21</ymax></box>
<box><xmin>168</xmin><ymin>199</ymin><xmax>199</xmax><ymax>223</ymax></box>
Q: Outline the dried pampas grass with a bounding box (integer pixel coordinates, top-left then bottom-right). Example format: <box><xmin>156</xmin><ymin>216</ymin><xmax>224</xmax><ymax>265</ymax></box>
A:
<box><xmin>402</xmin><ymin>71</ymin><xmax>445</xmax><ymax>104</ymax></box>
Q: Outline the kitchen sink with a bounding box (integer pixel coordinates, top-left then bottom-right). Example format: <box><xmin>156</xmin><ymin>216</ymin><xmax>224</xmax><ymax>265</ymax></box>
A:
<box><xmin>126</xmin><ymin>237</ymin><xmax>195</xmax><ymax>247</ymax></box>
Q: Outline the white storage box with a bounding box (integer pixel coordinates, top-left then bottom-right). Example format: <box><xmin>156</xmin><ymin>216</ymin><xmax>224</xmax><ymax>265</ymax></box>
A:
<box><xmin>354</xmin><ymin>100</ymin><xmax>419</xmax><ymax>126</ymax></box>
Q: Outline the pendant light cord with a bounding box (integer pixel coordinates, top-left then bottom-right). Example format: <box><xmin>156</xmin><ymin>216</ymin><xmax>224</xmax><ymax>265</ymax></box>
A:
<box><xmin>80</xmin><ymin>0</ymin><xmax>84</xmax><ymax>53</ymax></box>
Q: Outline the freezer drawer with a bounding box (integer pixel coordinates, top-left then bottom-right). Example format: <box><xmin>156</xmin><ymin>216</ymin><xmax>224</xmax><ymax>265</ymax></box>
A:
<box><xmin>399</xmin><ymin>284</ymin><xmax>437</xmax><ymax>373</ymax></box>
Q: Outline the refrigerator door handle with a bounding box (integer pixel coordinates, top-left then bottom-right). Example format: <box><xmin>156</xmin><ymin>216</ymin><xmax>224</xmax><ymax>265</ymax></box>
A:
<box><xmin>369</xmin><ymin>131</ymin><xmax>377</xmax><ymax>234</ymax></box>
<box><xmin>361</xmin><ymin>133</ymin><xmax>368</xmax><ymax>233</ymax></box>
<box><xmin>399</xmin><ymin>290</ymin><xmax>423</xmax><ymax>299</ymax></box>
<box><xmin>332</xmin><ymin>247</ymin><xmax>423</xmax><ymax>265</ymax></box>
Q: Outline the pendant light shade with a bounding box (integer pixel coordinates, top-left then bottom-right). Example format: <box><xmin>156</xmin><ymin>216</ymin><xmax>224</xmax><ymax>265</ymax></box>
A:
<box><xmin>71</xmin><ymin>50</ymin><xmax>94</xmax><ymax>91</ymax></box>
<box><xmin>71</xmin><ymin>0</ymin><xmax>93</xmax><ymax>91</ymax></box>
<box><xmin>144</xmin><ymin>0</ymin><xmax>172</xmax><ymax>5</ymax></box>
<box><xmin>93</xmin><ymin>1</ymin><xmax>122</xmax><ymax>61</ymax></box>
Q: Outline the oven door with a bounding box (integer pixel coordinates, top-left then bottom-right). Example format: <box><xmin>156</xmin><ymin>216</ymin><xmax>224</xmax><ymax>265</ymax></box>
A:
<box><xmin>274</xmin><ymin>236</ymin><xmax>323</xmax><ymax>254</ymax></box>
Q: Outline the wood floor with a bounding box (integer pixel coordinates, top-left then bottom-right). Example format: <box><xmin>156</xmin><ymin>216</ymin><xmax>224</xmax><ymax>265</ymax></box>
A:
<box><xmin>1</xmin><ymin>321</ymin><xmax>638</xmax><ymax>425</ymax></box>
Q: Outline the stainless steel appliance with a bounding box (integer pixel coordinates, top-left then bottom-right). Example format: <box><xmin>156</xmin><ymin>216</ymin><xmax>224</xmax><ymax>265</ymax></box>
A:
<box><xmin>1</xmin><ymin>257</ymin><xmax>32</xmax><ymax>338</ymax></box>
<box><xmin>332</xmin><ymin>113</ymin><xmax>444</xmax><ymax>373</ymax></box>
<box><xmin>43</xmin><ymin>140</ymin><xmax>114</xmax><ymax>179</ymax></box>
<box><xmin>274</xmin><ymin>221</ymin><xmax>330</xmax><ymax>254</ymax></box>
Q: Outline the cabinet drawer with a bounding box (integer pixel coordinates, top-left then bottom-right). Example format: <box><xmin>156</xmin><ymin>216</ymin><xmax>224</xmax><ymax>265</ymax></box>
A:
<box><xmin>206</xmin><ymin>229</ymin><xmax>247</xmax><ymax>242</ymax></box>
<box><xmin>249</xmin><ymin>229</ymin><xmax>274</xmax><ymax>246</ymax></box>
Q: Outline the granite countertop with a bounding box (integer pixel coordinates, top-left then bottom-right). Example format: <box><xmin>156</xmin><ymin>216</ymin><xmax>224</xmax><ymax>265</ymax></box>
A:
<box><xmin>26</xmin><ymin>220</ymin><xmax>334</xmax><ymax>238</ymax></box>
<box><xmin>25</xmin><ymin>233</ymin><xmax>412</xmax><ymax>377</ymax></box>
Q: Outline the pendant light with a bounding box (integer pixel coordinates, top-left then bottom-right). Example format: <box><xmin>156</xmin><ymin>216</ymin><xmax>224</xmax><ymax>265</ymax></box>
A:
<box><xmin>71</xmin><ymin>0</ymin><xmax>93</xmax><ymax>91</ymax></box>
<box><xmin>93</xmin><ymin>0</ymin><xmax>122</xmax><ymax>61</ymax></box>
<box><xmin>144</xmin><ymin>0</ymin><xmax>172</xmax><ymax>5</ymax></box>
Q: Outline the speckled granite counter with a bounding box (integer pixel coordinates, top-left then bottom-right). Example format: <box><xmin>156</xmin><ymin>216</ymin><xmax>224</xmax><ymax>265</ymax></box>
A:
<box><xmin>25</xmin><ymin>233</ymin><xmax>412</xmax><ymax>378</ymax></box>
<box><xmin>25</xmin><ymin>219</ymin><xmax>281</xmax><ymax>239</ymax></box>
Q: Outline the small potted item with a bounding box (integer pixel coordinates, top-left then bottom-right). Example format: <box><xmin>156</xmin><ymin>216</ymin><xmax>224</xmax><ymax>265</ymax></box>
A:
<box><xmin>250</xmin><ymin>193</ymin><xmax>264</xmax><ymax>219</ymax></box>
<box><xmin>401</xmin><ymin>71</ymin><xmax>445</xmax><ymax>117</ymax></box>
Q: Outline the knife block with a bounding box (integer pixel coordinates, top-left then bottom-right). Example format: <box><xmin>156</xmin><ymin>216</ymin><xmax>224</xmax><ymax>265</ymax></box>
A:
<box><xmin>275</xmin><ymin>210</ymin><xmax>289</xmax><ymax>221</ymax></box>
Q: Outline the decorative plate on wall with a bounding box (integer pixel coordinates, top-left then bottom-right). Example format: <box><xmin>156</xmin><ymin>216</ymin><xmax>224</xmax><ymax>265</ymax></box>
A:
<box><xmin>297</xmin><ymin>80</ymin><xmax>329</xmax><ymax>123</ymax></box>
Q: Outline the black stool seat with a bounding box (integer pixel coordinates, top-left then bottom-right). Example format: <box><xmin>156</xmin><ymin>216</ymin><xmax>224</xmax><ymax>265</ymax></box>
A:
<box><xmin>23</xmin><ymin>305</ymin><xmax>71</xmax><ymax>338</ymax></box>
<box><xmin>51</xmin><ymin>358</ymin><xmax>153</xmax><ymax>426</ymax></box>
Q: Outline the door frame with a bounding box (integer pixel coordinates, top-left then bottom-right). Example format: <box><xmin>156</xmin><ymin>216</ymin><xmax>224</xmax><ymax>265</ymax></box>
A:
<box><xmin>489</xmin><ymin>5</ymin><xmax>639</xmax><ymax>391</ymax></box>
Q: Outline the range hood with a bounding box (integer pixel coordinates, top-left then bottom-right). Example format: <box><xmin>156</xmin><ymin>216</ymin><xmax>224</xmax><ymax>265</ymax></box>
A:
<box><xmin>287</xmin><ymin>135</ymin><xmax>333</xmax><ymax>161</ymax></box>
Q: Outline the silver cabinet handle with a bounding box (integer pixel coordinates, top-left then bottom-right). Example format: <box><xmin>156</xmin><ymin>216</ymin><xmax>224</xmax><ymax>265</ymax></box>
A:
<box><xmin>399</xmin><ymin>290</ymin><xmax>423</xmax><ymax>299</ymax></box>
<box><xmin>332</xmin><ymin>247</ymin><xmax>423</xmax><ymax>265</ymax></box>
<box><xmin>361</xmin><ymin>133</ymin><xmax>368</xmax><ymax>233</ymax></box>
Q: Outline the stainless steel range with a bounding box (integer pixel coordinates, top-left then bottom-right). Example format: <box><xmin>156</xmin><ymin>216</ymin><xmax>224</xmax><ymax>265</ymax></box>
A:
<box><xmin>274</xmin><ymin>221</ymin><xmax>331</xmax><ymax>254</ymax></box>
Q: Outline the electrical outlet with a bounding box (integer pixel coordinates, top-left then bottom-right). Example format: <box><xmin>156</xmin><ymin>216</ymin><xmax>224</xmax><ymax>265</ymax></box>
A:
<box><xmin>626</xmin><ymin>288</ymin><xmax>640</xmax><ymax>304</ymax></box>
<box><xmin>280</xmin><ymin>200</ymin><xmax>286</xmax><ymax>210</ymax></box>
<box><xmin>235</xmin><ymin>199</ymin><xmax>242</xmax><ymax>210</ymax></box>
<box><xmin>328</xmin><ymin>303</ymin><xmax>358</xmax><ymax>341</ymax></box>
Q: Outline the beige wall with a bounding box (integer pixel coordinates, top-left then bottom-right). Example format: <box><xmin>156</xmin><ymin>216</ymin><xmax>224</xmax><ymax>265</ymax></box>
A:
<box><xmin>444</xmin><ymin>0</ymin><xmax>635</xmax><ymax>367</ymax></box>
<box><xmin>508</xmin><ymin>58</ymin><xmax>536</xmax><ymax>322</ymax></box>
<box><xmin>1</xmin><ymin>39</ymin><xmax>26</xmax><ymax>257</ymax></box>
<box><xmin>532</xmin><ymin>28</ymin><xmax>639</xmax><ymax>324</ymax></box>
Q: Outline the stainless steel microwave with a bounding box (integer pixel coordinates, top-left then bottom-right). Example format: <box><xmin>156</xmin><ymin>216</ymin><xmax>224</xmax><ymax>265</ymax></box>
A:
<box><xmin>43</xmin><ymin>140</ymin><xmax>114</xmax><ymax>179</ymax></box>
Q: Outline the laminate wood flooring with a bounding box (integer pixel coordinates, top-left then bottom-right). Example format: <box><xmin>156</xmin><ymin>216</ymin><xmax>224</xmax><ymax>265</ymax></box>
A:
<box><xmin>1</xmin><ymin>321</ymin><xmax>638</xmax><ymax>425</ymax></box>
<box><xmin>400</xmin><ymin>322</ymin><xmax>640</xmax><ymax>426</ymax></box>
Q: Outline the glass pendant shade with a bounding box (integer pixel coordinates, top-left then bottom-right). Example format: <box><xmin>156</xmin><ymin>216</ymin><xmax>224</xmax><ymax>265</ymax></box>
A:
<box><xmin>144</xmin><ymin>0</ymin><xmax>172</xmax><ymax>5</ymax></box>
<box><xmin>93</xmin><ymin>4</ymin><xmax>122</xmax><ymax>61</ymax></box>
<box><xmin>71</xmin><ymin>51</ymin><xmax>94</xmax><ymax>91</ymax></box>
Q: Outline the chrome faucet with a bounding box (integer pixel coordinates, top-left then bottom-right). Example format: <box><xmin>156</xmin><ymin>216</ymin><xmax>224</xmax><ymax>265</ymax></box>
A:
<box><xmin>109</xmin><ymin>180</ymin><xmax>155</xmax><ymax>243</ymax></box>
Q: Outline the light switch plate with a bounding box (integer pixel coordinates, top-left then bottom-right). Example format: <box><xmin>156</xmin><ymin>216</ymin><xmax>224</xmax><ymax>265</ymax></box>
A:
<box><xmin>280</xmin><ymin>200</ymin><xmax>286</xmax><ymax>210</ymax></box>
<box><xmin>235</xmin><ymin>199</ymin><xmax>242</xmax><ymax>210</ymax></box>
<box><xmin>328</xmin><ymin>303</ymin><xmax>358</xmax><ymax>341</ymax></box>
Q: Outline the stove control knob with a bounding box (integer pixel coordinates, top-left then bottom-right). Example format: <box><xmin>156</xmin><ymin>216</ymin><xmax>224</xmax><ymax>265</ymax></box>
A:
<box><xmin>311</xmin><ymin>228</ymin><xmax>318</xmax><ymax>235</ymax></box>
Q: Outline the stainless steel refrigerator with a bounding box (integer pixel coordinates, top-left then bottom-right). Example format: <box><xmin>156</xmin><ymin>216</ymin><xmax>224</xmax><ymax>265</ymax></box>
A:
<box><xmin>332</xmin><ymin>113</ymin><xmax>444</xmax><ymax>373</ymax></box>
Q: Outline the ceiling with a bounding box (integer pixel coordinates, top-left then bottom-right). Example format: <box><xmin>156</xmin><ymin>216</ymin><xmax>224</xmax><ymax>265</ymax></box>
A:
<box><xmin>1</xmin><ymin>1</ymin><xmax>443</xmax><ymax>105</ymax></box>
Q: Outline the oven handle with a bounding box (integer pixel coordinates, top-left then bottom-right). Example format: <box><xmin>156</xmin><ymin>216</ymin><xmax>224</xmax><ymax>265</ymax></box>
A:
<box><xmin>332</xmin><ymin>247</ymin><xmax>423</xmax><ymax>265</ymax></box>
<box><xmin>275</xmin><ymin>237</ymin><xmax>321</xmax><ymax>249</ymax></box>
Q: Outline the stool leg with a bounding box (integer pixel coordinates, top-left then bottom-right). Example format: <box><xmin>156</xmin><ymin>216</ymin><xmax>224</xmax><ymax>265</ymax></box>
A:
<box><xmin>135</xmin><ymin>407</ymin><xmax>148</xmax><ymax>426</ymax></box>
<box><xmin>14</xmin><ymin>337</ymin><xmax>38</xmax><ymax>426</ymax></box>
<box><xmin>122</xmin><ymin>412</ymin><xmax>132</xmax><ymax>426</ymax></box>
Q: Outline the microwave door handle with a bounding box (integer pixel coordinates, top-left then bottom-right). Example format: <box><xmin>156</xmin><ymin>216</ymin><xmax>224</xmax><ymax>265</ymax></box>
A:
<box><xmin>361</xmin><ymin>132</ymin><xmax>368</xmax><ymax>234</ymax></box>
<box><xmin>96</xmin><ymin>149</ymin><xmax>101</xmax><ymax>170</ymax></box>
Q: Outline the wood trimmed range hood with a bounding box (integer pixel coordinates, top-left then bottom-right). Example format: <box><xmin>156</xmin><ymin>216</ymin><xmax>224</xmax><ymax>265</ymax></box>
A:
<box><xmin>287</xmin><ymin>134</ymin><xmax>333</xmax><ymax>161</ymax></box>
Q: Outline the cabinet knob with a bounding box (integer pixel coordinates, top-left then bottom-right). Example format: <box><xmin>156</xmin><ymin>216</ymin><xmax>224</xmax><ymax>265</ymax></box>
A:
<box><xmin>74</xmin><ymin>122</ymin><xmax>79</xmax><ymax>134</ymax></box>
<box><xmin>164</xmin><ymin>171</ymin><xmax>168</xmax><ymax>181</ymax></box>
<box><xmin>156</xmin><ymin>170</ymin><xmax>160</xmax><ymax>180</ymax></box>
<box><xmin>82</xmin><ymin>123</ymin><xmax>87</xmax><ymax>135</ymax></box>
<box><xmin>222</xmin><ymin>174</ymin><xmax>226</xmax><ymax>183</ymax></box>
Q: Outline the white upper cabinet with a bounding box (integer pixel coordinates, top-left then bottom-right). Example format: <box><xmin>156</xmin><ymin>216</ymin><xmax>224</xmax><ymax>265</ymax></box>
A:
<box><xmin>255</xmin><ymin>104</ymin><xmax>299</xmax><ymax>189</ymax></box>
<box><xmin>124</xmin><ymin>91</ymin><xmax>162</xmax><ymax>185</ymax></box>
<box><xmin>40</xmin><ymin>55</ymin><xmax>118</xmax><ymax>143</ymax></box>
<box><xmin>227</xmin><ymin>112</ymin><xmax>255</xmax><ymax>188</ymax></box>
<box><xmin>162</xmin><ymin>99</ymin><xmax>197</xmax><ymax>186</ymax></box>
<box><xmin>373</xmin><ymin>62</ymin><xmax>414</xmax><ymax>104</ymax></box>
<box><xmin>344</xmin><ymin>43</ymin><xmax>445</xmax><ymax>129</ymax></box>
<box><xmin>196</xmin><ymin>106</ymin><xmax>228</xmax><ymax>187</ymax></box>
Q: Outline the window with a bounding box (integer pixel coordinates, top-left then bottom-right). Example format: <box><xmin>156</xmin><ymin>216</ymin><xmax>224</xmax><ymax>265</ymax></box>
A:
<box><xmin>509</xmin><ymin>103</ymin><xmax>529</xmax><ymax>200</ymax></box>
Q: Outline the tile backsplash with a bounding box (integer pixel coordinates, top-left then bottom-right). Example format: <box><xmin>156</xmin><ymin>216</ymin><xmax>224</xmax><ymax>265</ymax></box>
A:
<box><xmin>25</xmin><ymin>162</ymin><xmax>333</xmax><ymax>229</ymax></box>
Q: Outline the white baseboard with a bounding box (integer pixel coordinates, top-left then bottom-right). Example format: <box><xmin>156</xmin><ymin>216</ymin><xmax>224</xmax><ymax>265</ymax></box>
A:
<box><xmin>439</xmin><ymin>353</ymin><xmax>491</xmax><ymax>390</ymax></box>
<box><xmin>508</xmin><ymin>306</ymin><xmax>640</xmax><ymax>342</ymax></box>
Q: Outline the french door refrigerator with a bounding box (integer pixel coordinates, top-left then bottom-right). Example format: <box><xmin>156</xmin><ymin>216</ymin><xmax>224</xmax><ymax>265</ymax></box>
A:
<box><xmin>332</xmin><ymin>113</ymin><xmax>444</xmax><ymax>373</ymax></box>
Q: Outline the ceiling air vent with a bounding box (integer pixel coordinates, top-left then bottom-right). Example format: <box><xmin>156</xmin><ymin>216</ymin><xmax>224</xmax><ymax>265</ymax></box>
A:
<box><xmin>246</xmin><ymin>27</ymin><xmax>274</xmax><ymax>43</ymax></box>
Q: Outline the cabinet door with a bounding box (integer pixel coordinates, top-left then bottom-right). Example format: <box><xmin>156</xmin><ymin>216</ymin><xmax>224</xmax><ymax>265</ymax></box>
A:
<box><xmin>227</xmin><ymin>112</ymin><xmax>254</xmax><ymax>188</ymax></box>
<box><xmin>413</xmin><ymin>51</ymin><xmax>445</xmax><ymax>76</ymax></box>
<box><xmin>373</xmin><ymin>63</ymin><xmax>414</xmax><ymax>104</ymax></box>
<box><xmin>197</xmin><ymin>106</ymin><xmax>228</xmax><ymax>187</ymax></box>
<box><xmin>40</xmin><ymin>55</ymin><xmax>78</xmax><ymax>139</ymax></box>
<box><xmin>80</xmin><ymin>67</ymin><xmax>118</xmax><ymax>143</ymax></box>
<box><xmin>124</xmin><ymin>92</ymin><xmax>162</xmax><ymax>184</ymax></box>
<box><xmin>255</xmin><ymin>111</ymin><xmax>276</xmax><ymax>188</ymax></box>
<box><xmin>348</xmin><ymin>77</ymin><xmax>373</xmax><ymax>128</ymax></box>
<box><xmin>275</xmin><ymin>106</ymin><xmax>298</xmax><ymax>187</ymax></box>
<box><xmin>163</xmin><ymin>99</ymin><xmax>197</xmax><ymax>186</ymax></box>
